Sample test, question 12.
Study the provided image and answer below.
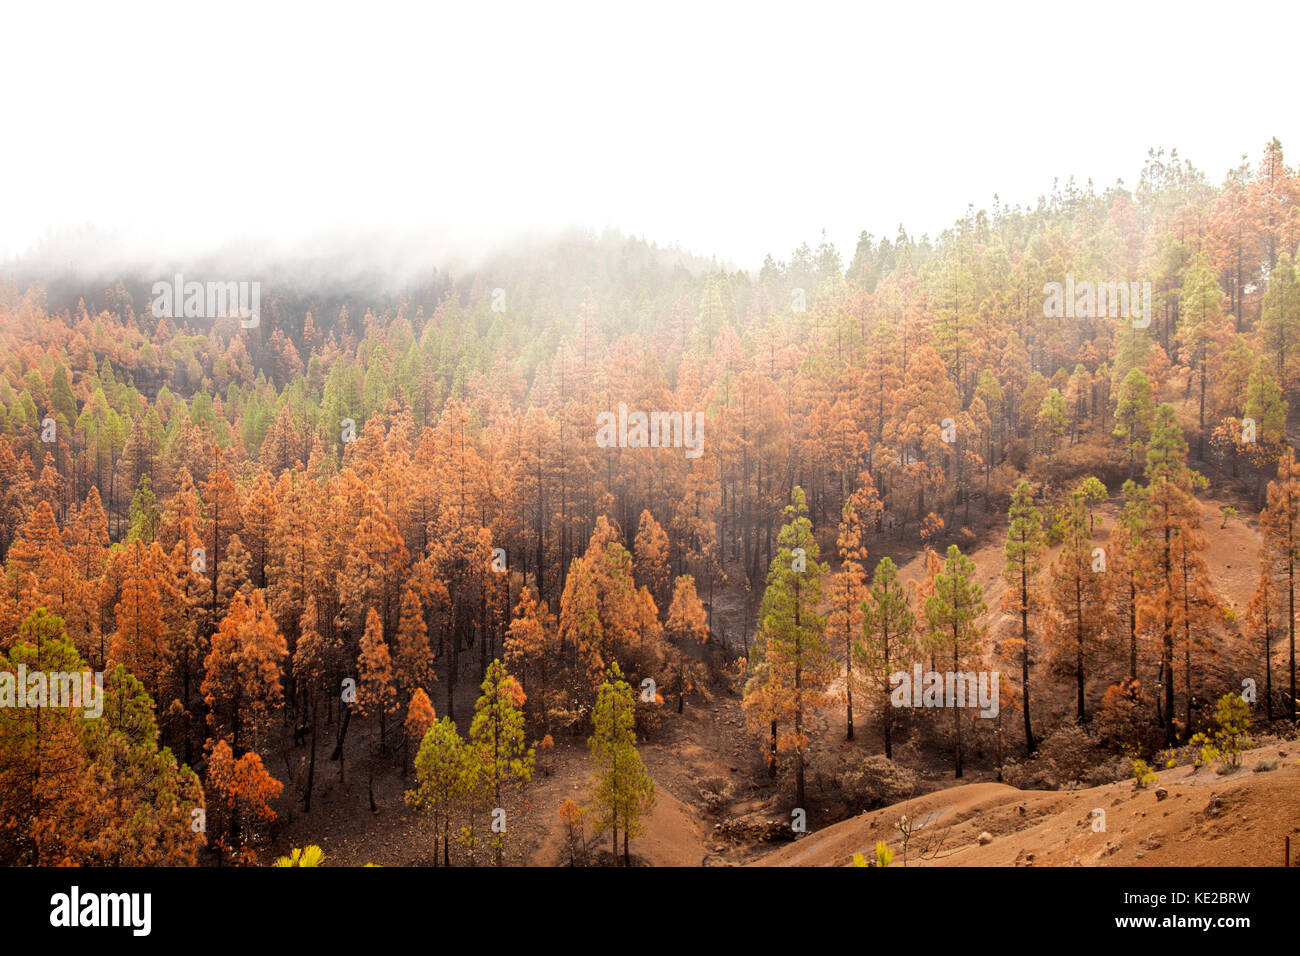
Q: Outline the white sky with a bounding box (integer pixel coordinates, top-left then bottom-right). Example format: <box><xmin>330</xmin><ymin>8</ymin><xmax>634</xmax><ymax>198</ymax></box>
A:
<box><xmin>3</xmin><ymin>0</ymin><xmax>1296</xmax><ymax>270</ymax></box>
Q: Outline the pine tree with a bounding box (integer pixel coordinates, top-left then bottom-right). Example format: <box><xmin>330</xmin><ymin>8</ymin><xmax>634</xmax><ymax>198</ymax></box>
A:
<box><xmin>206</xmin><ymin>740</ymin><xmax>282</xmax><ymax>862</ymax></box>
<box><xmin>1247</xmin><ymin>562</ymin><xmax>1280</xmax><ymax>722</ymax></box>
<box><xmin>1260</xmin><ymin>448</ymin><xmax>1300</xmax><ymax>720</ymax></box>
<box><xmin>82</xmin><ymin>662</ymin><xmax>206</xmax><ymax>864</ymax></box>
<box><xmin>468</xmin><ymin>659</ymin><xmax>533</xmax><ymax>865</ymax></box>
<box><xmin>405</xmin><ymin>687</ymin><xmax>437</xmax><ymax>754</ymax></box>
<box><xmin>855</xmin><ymin>556</ymin><xmax>915</xmax><ymax>759</ymax></box>
<box><xmin>0</xmin><ymin>610</ymin><xmax>100</xmax><ymax>866</ymax></box>
<box><xmin>1176</xmin><ymin>250</ymin><xmax>1228</xmax><ymax>457</ymax></box>
<box><xmin>357</xmin><ymin>607</ymin><xmax>396</xmax><ymax>812</ymax></box>
<box><xmin>749</xmin><ymin>487</ymin><xmax>833</xmax><ymax>807</ymax></box>
<box><xmin>241</xmin><ymin>470</ymin><xmax>277</xmax><ymax>589</ymax></box>
<box><xmin>1261</xmin><ymin>250</ymin><xmax>1299</xmax><ymax>389</ymax></box>
<box><xmin>588</xmin><ymin>662</ymin><xmax>656</xmax><ymax>866</ymax></box>
<box><xmin>339</xmin><ymin>488</ymin><xmax>408</xmax><ymax>635</ymax></box>
<box><xmin>664</xmin><ymin>574</ymin><xmax>709</xmax><ymax>713</ymax></box>
<box><xmin>1242</xmin><ymin>358</ymin><xmax>1288</xmax><ymax>491</ymax></box>
<box><xmin>394</xmin><ymin>588</ymin><xmax>435</xmax><ymax>709</ymax></box>
<box><xmin>214</xmin><ymin>532</ymin><xmax>252</xmax><ymax>608</ymax></box>
<box><xmin>0</xmin><ymin>610</ymin><xmax>203</xmax><ymax>866</ymax></box>
<box><xmin>1001</xmin><ymin>480</ymin><xmax>1044</xmax><ymax>752</ymax></box>
<box><xmin>925</xmin><ymin>545</ymin><xmax>987</xmax><ymax>778</ymax></box>
<box><xmin>1111</xmin><ymin>480</ymin><xmax>1150</xmax><ymax>682</ymax></box>
<box><xmin>8</xmin><ymin>500</ymin><xmax>62</xmax><ymax>581</ymax></box>
<box><xmin>406</xmin><ymin>716</ymin><xmax>466</xmax><ymax>866</ymax></box>
<box><xmin>128</xmin><ymin>474</ymin><xmax>161</xmax><ymax>544</ymax></box>
<box><xmin>829</xmin><ymin>494</ymin><xmax>871</xmax><ymax>739</ymax></box>
<box><xmin>1113</xmin><ymin>368</ymin><xmax>1155</xmax><ymax>478</ymax></box>
<box><xmin>1141</xmin><ymin>403</ymin><xmax>1206</xmax><ymax>743</ymax></box>
<box><xmin>504</xmin><ymin>586</ymin><xmax>559</xmax><ymax>730</ymax></box>
<box><xmin>1036</xmin><ymin>388</ymin><xmax>1069</xmax><ymax>462</ymax></box>
<box><xmin>292</xmin><ymin>600</ymin><xmax>340</xmax><ymax>812</ymax></box>
<box><xmin>202</xmin><ymin>589</ymin><xmax>287</xmax><ymax>753</ymax></box>
<box><xmin>266</xmin><ymin>476</ymin><xmax>323</xmax><ymax>644</ymax></box>
<box><xmin>633</xmin><ymin>509</ymin><xmax>671</xmax><ymax>609</ymax></box>
<box><xmin>1170</xmin><ymin>522</ymin><xmax>1219</xmax><ymax>733</ymax></box>
<box><xmin>201</xmin><ymin>455</ymin><xmax>243</xmax><ymax>619</ymax></box>
<box><xmin>1046</xmin><ymin>479</ymin><xmax>1112</xmax><ymax>724</ymax></box>
<box><xmin>558</xmin><ymin>554</ymin><xmax>605</xmax><ymax>687</ymax></box>
<box><xmin>109</xmin><ymin>539</ymin><xmax>168</xmax><ymax>704</ymax></box>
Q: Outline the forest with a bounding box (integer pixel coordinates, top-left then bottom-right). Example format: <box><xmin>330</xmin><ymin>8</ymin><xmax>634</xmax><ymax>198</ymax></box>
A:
<box><xmin>1</xmin><ymin>139</ymin><xmax>1299</xmax><ymax>868</ymax></box>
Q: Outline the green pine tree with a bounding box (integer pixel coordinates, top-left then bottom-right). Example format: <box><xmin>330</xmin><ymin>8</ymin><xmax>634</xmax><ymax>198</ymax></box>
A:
<box><xmin>1113</xmin><ymin>367</ymin><xmax>1155</xmax><ymax>478</ymax></box>
<box><xmin>925</xmin><ymin>545</ymin><xmax>987</xmax><ymax>778</ymax></box>
<box><xmin>753</xmin><ymin>486</ymin><xmax>832</xmax><ymax>809</ymax></box>
<box><xmin>406</xmin><ymin>716</ymin><xmax>468</xmax><ymax>866</ymax></box>
<box><xmin>1177</xmin><ymin>250</ymin><xmax>1228</xmax><ymax>456</ymax></box>
<box><xmin>588</xmin><ymin>662</ymin><xmax>655</xmax><ymax>866</ymax></box>
<box><xmin>1036</xmin><ymin>388</ymin><xmax>1068</xmax><ymax>462</ymax></box>
<box><xmin>468</xmin><ymin>659</ymin><xmax>533</xmax><ymax>866</ymax></box>
<box><xmin>855</xmin><ymin>556</ymin><xmax>915</xmax><ymax>759</ymax></box>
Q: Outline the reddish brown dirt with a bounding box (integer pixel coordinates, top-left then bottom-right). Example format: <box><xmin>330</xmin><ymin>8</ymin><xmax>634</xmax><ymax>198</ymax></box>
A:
<box><xmin>756</xmin><ymin>740</ymin><xmax>1300</xmax><ymax>867</ymax></box>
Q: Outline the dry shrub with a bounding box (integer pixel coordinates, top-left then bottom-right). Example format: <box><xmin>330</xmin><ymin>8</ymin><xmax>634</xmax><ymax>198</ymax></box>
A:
<box><xmin>1040</xmin><ymin>435</ymin><xmax>1125</xmax><ymax>488</ymax></box>
<box><xmin>984</xmin><ymin>463</ymin><xmax>1023</xmax><ymax>515</ymax></box>
<box><xmin>811</xmin><ymin>751</ymin><xmax>918</xmax><ymax>815</ymax></box>
<box><xmin>1003</xmin><ymin>719</ymin><xmax>1107</xmax><ymax>790</ymax></box>
<box><xmin>1093</xmin><ymin>679</ymin><xmax>1163</xmax><ymax>756</ymax></box>
<box><xmin>634</xmin><ymin>695</ymin><xmax>666</xmax><ymax>738</ymax></box>
<box><xmin>697</xmin><ymin>774</ymin><xmax>733</xmax><ymax>814</ymax></box>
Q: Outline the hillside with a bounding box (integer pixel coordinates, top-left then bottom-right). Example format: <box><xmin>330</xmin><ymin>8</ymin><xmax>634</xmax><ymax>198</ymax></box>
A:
<box><xmin>4</xmin><ymin>139</ymin><xmax>1300</xmax><ymax>873</ymax></box>
<box><xmin>756</xmin><ymin>738</ymin><xmax>1300</xmax><ymax>867</ymax></box>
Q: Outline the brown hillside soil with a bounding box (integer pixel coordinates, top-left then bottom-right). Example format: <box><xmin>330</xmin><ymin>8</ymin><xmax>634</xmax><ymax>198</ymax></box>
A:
<box><xmin>754</xmin><ymin>740</ymin><xmax>1300</xmax><ymax>867</ymax></box>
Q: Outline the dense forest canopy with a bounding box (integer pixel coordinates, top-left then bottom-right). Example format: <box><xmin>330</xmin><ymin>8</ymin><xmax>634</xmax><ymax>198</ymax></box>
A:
<box><xmin>2</xmin><ymin>139</ymin><xmax>1299</xmax><ymax>866</ymax></box>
